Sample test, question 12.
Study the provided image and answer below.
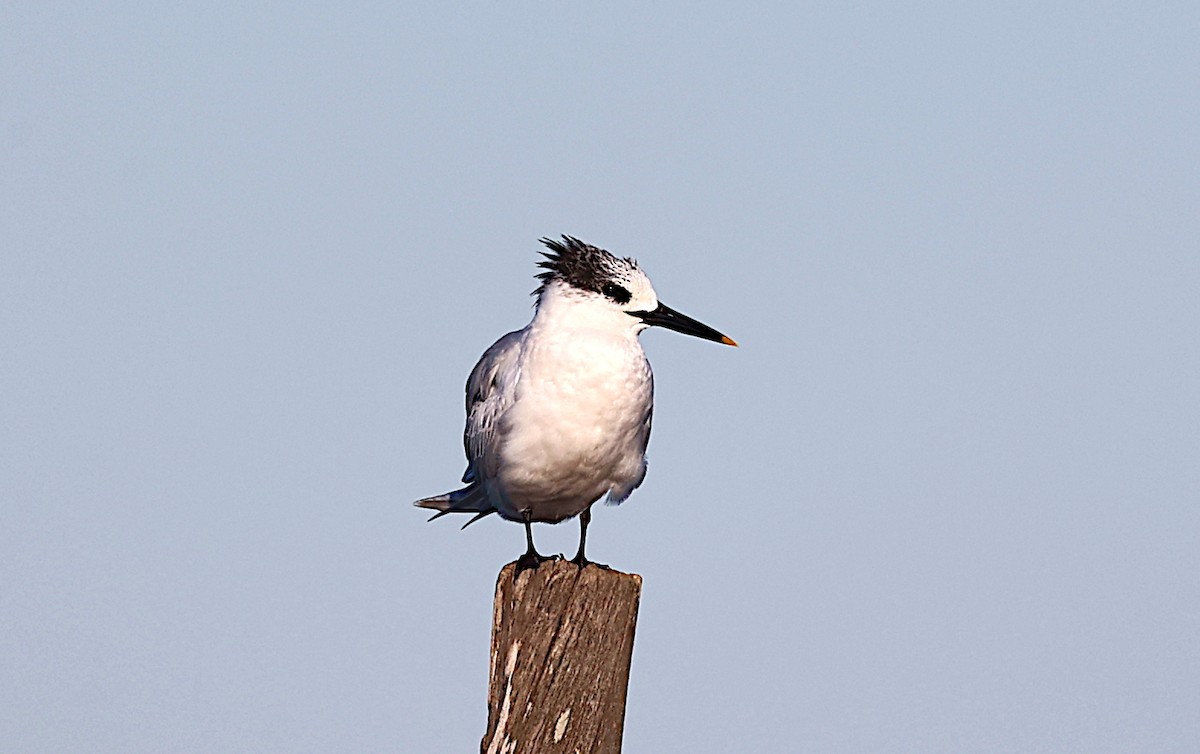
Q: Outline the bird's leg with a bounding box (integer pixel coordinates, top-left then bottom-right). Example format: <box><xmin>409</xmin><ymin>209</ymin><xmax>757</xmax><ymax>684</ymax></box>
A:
<box><xmin>570</xmin><ymin>506</ymin><xmax>609</xmax><ymax>569</ymax></box>
<box><xmin>515</xmin><ymin>511</ymin><xmax>553</xmax><ymax>573</ymax></box>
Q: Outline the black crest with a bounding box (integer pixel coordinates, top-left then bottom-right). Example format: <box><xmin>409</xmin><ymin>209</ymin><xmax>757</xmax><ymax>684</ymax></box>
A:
<box><xmin>534</xmin><ymin>236</ymin><xmax>638</xmax><ymax>299</ymax></box>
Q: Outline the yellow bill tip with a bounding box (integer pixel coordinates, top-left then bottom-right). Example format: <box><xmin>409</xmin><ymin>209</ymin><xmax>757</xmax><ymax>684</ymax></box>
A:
<box><xmin>721</xmin><ymin>335</ymin><xmax>739</xmax><ymax>347</ymax></box>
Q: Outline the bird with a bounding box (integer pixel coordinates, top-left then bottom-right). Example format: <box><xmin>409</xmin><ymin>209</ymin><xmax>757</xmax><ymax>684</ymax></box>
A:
<box><xmin>414</xmin><ymin>235</ymin><xmax>736</xmax><ymax>569</ymax></box>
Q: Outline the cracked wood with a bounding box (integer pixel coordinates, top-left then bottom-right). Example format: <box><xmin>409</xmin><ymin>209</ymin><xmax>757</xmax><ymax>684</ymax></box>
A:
<box><xmin>481</xmin><ymin>560</ymin><xmax>643</xmax><ymax>754</ymax></box>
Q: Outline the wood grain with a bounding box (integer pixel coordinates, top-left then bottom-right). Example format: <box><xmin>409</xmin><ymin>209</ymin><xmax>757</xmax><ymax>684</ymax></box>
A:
<box><xmin>481</xmin><ymin>559</ymin><xmax>643</xmax><ymax>754</ymax></box>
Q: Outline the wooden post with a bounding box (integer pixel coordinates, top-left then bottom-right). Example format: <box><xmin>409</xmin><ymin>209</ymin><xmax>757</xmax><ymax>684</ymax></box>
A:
<box><xmin>481</xmin><ymin>559</ymin><xmax>643</xmax><ymax>754</ymax></box>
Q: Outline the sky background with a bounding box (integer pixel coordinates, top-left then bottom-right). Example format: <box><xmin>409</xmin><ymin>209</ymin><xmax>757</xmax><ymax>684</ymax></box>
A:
<box><xmin>3</xmin><ymin>3</ymin><xmax>1198</xmax><ymax>752</ymax></box>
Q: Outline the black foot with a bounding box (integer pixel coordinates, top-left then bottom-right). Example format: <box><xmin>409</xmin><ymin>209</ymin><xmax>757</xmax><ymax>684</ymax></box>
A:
<box><xmin>515</xmin><ymin>513</ymin><xmax>558</xmax><ymax>575</ymax></box>
<box><xmin>515</xmin><ymin>550</ymin><xmax>558</xmax><ymax>574</ymax></box>
<box><xmin>569</xmin><ymin>553</ymin><xmax>610</xmax><ymax>570</ymax></box>
<box><xmin>570</xmin><ymin>507</ymin><xmax>608</xmax><ymax>569</ymax></box>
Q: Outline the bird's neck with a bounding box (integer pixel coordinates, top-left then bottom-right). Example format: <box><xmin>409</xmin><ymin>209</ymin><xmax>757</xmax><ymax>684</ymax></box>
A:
<box><xmin>532</xmin><ymin>290</ymin><xmax>639</xmax><ymax>345</ymax></box>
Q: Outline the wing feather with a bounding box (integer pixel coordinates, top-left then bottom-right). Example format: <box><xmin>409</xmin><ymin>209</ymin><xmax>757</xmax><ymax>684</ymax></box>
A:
<box><xmin>461</xmin><ymin>329</ymin><xmax>524</xmax><ymax>485</ymax></box>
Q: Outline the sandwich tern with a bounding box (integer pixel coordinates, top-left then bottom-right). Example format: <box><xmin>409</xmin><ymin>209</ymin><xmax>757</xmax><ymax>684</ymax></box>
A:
<box><xmin>414</xmin><ymin>236</ymin><xmax>736</xmax><ymax>568</ymax></box>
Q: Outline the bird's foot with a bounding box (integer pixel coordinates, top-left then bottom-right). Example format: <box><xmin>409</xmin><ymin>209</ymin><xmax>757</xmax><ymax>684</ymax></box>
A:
<box><xmin>514</xmin><ymin>550</ymin><xmax>559</xmax><ymax>574</ymax></box>
<box><xmin>569</xmin><ymin>552</ymin><xmax>610</xmax><ymax>570</ymax></box>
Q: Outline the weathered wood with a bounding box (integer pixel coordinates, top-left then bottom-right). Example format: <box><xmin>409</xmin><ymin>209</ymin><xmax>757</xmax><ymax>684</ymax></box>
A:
<box><xmin>481</xmin><ymin>559</ymin><xmax>643</xmax><ymax>754</ymax></box>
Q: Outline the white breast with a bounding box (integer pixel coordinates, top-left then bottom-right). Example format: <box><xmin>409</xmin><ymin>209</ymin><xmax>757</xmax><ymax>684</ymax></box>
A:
<box><xmin>495</xmin><ymin>321</ymin><xmax>653</xmax><ymax>522</ymax></box>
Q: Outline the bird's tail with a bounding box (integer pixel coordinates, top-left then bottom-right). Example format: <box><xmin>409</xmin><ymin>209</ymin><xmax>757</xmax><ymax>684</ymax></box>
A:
<box><xmin>413</xmin><ymin>483</ymin><xmax>497</xmax><ymax>528</ymax></box>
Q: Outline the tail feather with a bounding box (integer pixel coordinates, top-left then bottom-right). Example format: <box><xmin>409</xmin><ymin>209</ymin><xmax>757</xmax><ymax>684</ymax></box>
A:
<box><xmin>414</xmin><ymin>483</ymin><xmax>496</xmax><ymax>525</ymax></box>
<box><xmin>461</xmin><ymin>509</ymin><xmax>495</xmax><ymax>529</ymax></box>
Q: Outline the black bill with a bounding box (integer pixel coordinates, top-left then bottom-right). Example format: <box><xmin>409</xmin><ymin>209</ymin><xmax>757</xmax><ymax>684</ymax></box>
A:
<box><xmin>631</xmin><ymin>302</ymin><xmax>737</xmax><ymax>346</ymax></box>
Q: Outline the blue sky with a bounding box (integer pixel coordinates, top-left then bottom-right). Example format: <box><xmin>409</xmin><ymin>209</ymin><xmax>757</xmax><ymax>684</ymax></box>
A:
<box><xmin>3</xmin><ymin>3</ymin><xmax>1198</xmax><ymax>751</ymax></box>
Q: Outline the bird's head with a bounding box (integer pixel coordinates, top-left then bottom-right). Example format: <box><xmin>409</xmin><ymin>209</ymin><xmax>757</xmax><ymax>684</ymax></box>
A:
<box><xmin>534</xmin><ymin>236</ymin><xmax>737</xmax><ymax>346</ymax></box>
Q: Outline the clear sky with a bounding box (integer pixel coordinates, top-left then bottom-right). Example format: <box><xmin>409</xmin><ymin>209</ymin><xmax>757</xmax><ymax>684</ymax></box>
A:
<box><xmin>3</xmin><ymin>3</ymin><xmax>1198</xmax><ymax>752</ymax></box>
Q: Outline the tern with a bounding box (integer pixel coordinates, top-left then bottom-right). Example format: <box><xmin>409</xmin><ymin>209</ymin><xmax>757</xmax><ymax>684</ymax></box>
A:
<box><xmin>414</xmin><ymin>236</ymin><xmax>736</xmax><ymax>568</ymax></box>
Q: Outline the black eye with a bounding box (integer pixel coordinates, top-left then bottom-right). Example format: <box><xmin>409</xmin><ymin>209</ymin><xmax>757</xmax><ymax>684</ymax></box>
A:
<box><xmin>601</xmin><ymin>282</ymin><xmax>631</xmax><ymax>305</ymax></box>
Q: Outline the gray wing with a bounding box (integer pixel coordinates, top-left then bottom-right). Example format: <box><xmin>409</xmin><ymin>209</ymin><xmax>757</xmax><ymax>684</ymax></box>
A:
<box><xmin>460</xmin><ymin>329</ymin><xmax>524</xmax><ymax>485</ymax></box>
